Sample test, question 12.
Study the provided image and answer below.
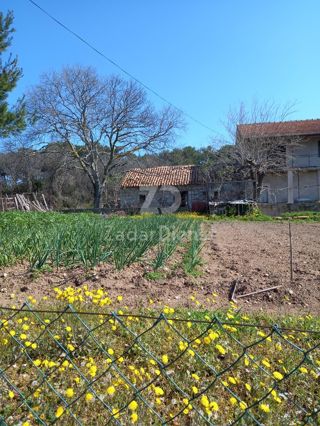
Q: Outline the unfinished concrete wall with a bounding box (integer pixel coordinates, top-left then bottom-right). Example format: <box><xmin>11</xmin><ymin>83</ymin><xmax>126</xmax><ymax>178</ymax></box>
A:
<box><xmin>262</xmin><ymin>170</ymin><xmax>320</xmax><ymax>204</ymax></box>
<box><xmin>288</xmin><ymin>136</ymin><xmax>320</xmax><ymax>168</ymax></box>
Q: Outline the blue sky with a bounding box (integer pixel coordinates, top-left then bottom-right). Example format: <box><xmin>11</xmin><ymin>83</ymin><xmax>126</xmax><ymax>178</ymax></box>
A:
<box><xmin>3</xmin><ymin>0</ymin><xmax>320</xmax><ymax>148</ymax></box>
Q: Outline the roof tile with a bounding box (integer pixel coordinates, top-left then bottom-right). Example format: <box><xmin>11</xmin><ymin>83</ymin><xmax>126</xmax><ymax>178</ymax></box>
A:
<box><xmin>121</xmin><ymin>165</ymin><xmax>204</xmax><ymax>188</ymax></box>
<box><xmin>237</xmin><ymin>119</ymin><xmax>320</xmax><ymax>138</ymax></box>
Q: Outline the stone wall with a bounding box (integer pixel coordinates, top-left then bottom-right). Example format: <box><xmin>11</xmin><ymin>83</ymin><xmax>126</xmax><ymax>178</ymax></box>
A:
<box><xmin>120</xmin><ymin>185</ymin><xmax>208</xmax><ymax>211</ymax></box>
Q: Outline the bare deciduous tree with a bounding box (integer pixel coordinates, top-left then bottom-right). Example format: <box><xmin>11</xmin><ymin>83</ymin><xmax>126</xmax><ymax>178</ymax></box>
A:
<box><xmin>28</xmin><ymin>66</ymin><xmax>183</xmax><ymax>208</ymax></box>
<box><xmin>222</xmin><ymin>100</ymin><xmax>301</xmax><ymax>200</ymax></box>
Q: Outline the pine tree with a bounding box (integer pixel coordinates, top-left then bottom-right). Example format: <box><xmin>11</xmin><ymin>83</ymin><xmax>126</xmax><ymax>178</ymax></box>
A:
<box><xmin>0</xmin><ymin>10</ymin><xmax>25</xmax><ymax>139</ymax></box>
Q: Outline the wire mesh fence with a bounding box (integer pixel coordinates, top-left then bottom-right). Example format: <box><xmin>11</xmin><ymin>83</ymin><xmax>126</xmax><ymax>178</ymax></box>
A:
<box><xmin>0</xmin><ymin>303</ymin><xmax>319</xmax><ymax>425</ymax></box>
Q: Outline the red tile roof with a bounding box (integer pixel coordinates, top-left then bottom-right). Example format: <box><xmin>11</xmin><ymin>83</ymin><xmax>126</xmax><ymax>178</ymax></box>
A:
<box><xmin>237</xmin><ymin>119</ymin><xmax>320</xmax><ymax>138</ymax></box>
<box><xmin>121</xmin><ymin>165</ymin><xmax>204</xmax><ymax>188</ymax></box>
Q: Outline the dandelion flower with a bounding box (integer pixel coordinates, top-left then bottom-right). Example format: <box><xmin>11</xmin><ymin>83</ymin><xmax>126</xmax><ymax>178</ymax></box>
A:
<box><xmin>210</xmin><ymin>401</ymin><xmax>219</xmax><ymax>411</ymax></box>
<box><xmin>154</xmin><ymin>386</ymin><xmax>164</xmax><ymax>396</ymax></box>
<box><xmin>239</xmin><ymin>401</ymin><xmax>247</xmax><ymax>410</ymax></box>
<box><xmin>85</xmin><ymin>392</ymin><xmax>94</xmax><ymax>402</ymax></box>
<box><xmin>65</xmin><ymin>388</ymin><xmax>74</xmax><ymax>398</ymax></box>
<box><xmin>107</xmin><ymin>386</ymin><xmax>116</xmax><ymax>396</ymax></box>
<box><xmin>230</xmin><ymin>397</ymin><xmax>237</xmax><ymax>405</ymax></box>
<box><xmin>162</xmin><ymin>354</ymin><xmax>169</xmax><ymax>364</ymax></box>
<box><xmin>273</xmin><ymin>371</ymin><xmax>284</xmax><ymax>380</ymax></box>
<box><xmin>56</xmin><ymin>406</ymin><xmax>64</xmax><ymax>418</ymax></box>
<box><xmin>209</xmin><ymin>332</ymin><xmax>219</xmax><ymax>341</ymax></box>
<box><xmin>262</xmin><ymin>359</ymin><xmax>271</xmax><ymax>368</ymax></box>
<box><xmin>131</xmin><ymin>412</ymin><xmax>138</xmax><ymax>423</ymax></box>
<box><xmin>179</xmin><ymin>341</ymin><xmax>188</xmax><ymax>351</ymax></box>
<box><xmin>8</xmin><ymin>391</ymin><xmax>15</xmax><ymax>399</ymax></box>
<box><xmin>112</xmin><ymin>408</ymin><xmax>120</xmax><ymax>419</ymax></box>
<box><xmin>215</xmin><ymin>344</ymin><xmax>226</xmax><ymax>355</ymax></box>
<box><xmin>128</xmin><ymin>400</ymin><xmax>138</xmax><ymax>411</ymax></box>
<box><xmin>200</xmin><ymin>395</ymin><xmax>210</xmax><ymax>408</ymax></box>
<box><xmin>259</xmin><ymin>403</ymin><xmax>270</xmax><ymax>413</ymax></box>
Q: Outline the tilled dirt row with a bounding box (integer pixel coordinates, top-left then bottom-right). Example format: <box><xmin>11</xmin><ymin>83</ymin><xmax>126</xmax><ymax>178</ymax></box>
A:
<box><xmin>0</xmin><ymin>222</ymin><xmax>319</xmax><ymax>315</ymax></box>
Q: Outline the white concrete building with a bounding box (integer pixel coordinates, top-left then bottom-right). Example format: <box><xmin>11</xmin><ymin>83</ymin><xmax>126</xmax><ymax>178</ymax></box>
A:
<box><xmin>237</xmin><ymin>119</ymin><xmax>320</xmax><ymax>204</ymax></box>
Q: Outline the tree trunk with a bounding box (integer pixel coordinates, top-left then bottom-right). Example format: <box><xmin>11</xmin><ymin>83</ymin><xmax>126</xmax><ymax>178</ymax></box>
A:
<box><xmin>250</xmin><ymin>170</ymin><xmax>258</xmax><ymax>201</ymax></box>
<box><xmin>256</xmin><ymin>173</ymin><xmax>265</xmax><ymax>200</ymax></box>
<box><xmin>250</xmin><ymin>170</ymin><xmax>265</xmax><ymax>201</ymax></box>
<box><xmin>93</xmin><ymin>183</ymin><xmax>103</xmax><ymax>209</ymax></box>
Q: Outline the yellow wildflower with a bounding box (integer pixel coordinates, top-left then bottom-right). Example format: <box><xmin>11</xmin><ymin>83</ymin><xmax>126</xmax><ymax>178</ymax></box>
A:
<box><xmin>179</xmin><ymin>341</ymin><xmax>188</xmax><ymax>351</ymax></box>
<box><xmin>200</xmin><ymin>395</ymin><xmax>210</xmax><ymax>408</ymax></box>
<box><xmin>107</xmin><ymin>386</ymin><xmax>116</xmax><ymax>396</ymax></box>
<box><xmin>239</xmin><ymin>401</ymin><xmax>247</xmax><ymax>410</ymax></box>
<box><xmin>210</xmin><ymin>401</ymin><xmax>219</xmax><ymax>411</ymax></box>
<box><xmin>273</xmin><ymin>371</ymin><xmax>284</xmax><ymax>380</ymax></box>
<box><xmin>154</xmin><ymin>386</ymin><xmax>164</xmax><ymax>396</ymax></box>
<box><xmin>65</xmin><ymin>388</ymin><xmax>74</xmax><ymax>398</ymax></box>
<box><xmin>131</xmin><ymin>412</ymin><xmax>138</xmax><ymax>423</ymax></box>
<box><xmin>128</xmin><ymin>400</ymin><xmax>138</xmax><ymax>411</ymax></box>
<box><xmin>259</xmin><ymin>403</ymin><xmax>270</xmax><ymax>413</ymax></box>
<box><xmin>56</xmin><ymin>406</ymin><xmax>64</xmax><ymax>418</ymax></box>
<box><xmin>85</xmin><ymin>392</ymin><xmax>93</xmax><ymax>402</ymax></box>
<box><xmin>230</xmin><ymin>397</ymin><xmax>237</xmax><ymax>405</ymax></box>
<box><xmin>162</xmin><ymin>354</ymin><xmax>169</xmax><ymax>364</ymax></box>
<box><xmin>112</xmin><ymin>408</ymin><xmax>120</xmax><ymax>419</ymax></box>
<box><xmin>215</xmin><ymin>344</ymin><xmax>226</xmax><ymax>355</ymax></box>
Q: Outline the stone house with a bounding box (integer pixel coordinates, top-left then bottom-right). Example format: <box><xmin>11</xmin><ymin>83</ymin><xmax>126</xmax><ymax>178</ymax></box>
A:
<box><xmin>237</xmin><ymin>119</ymin><xmax>320</xmax><ymax>205</ymax></box>
<box><xmin>120</xmin><ymin>165</ymin><xmax>209</xmax><ymax>212</ymax></box>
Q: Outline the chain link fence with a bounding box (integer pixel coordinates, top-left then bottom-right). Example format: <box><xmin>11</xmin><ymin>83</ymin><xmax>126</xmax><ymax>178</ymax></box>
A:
<box><xmin>0</xmin><ymin>303</ymin><xmax>319</xmax><ymax>425</ymax></box>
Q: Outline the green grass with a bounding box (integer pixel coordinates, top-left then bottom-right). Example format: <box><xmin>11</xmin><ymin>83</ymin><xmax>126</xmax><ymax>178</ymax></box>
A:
<box><xmin>281</xmin><ymin>210</ymin><xmax>320</xmax><ymax>221</ymax></box>
<box><xmin>0</xmin><ymin>212</ymin><xmax>195</xmax><ymax>271</ymax></box>
<box><xmin>0</xmin><ymin>290</ymin><xmax>319</xmax><ymax>425</ymax></box>
<box><xmin>144</xmin><ymin>271</ymin><xmax>166</xmax><ymax>281</ymax></box>
<box><xmin>183</xmin><ymin>222</ymin><xmax>203</xmax><ymax>275</ymax></box>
